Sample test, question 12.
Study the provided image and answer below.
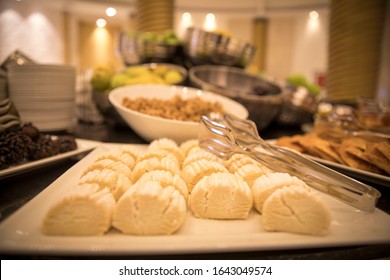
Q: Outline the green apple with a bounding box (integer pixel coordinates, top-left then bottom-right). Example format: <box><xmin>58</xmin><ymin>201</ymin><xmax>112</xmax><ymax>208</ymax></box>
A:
<box><xmin>91</xmin><ymin>66</ymin><xmax>113</xmax><ymax>91</ymax></box>
<box><xmin>110</xmin><ymin>73</ymin><xmax>131</xmax><ymax>89</ymax></box>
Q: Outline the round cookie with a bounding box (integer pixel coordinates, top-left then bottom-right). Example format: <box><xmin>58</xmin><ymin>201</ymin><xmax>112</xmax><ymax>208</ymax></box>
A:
<box><xmin>82</xmin><ymin>158</ymin><xmax>132</xmax><ymax>179</ymax></box>
<box><xmin>234</xmin><ymin>163</ymin><xmax>272</xmax><ymax>189</ymax></box>
<box><xmin>80</xmin><ymin>169</ymin><xmax>132</xmax><ymax>200</ymax></box>
<box><xmin>113</xmin><ymin>180</ymin><xmax>186</xmax><ymax>235</ymax></box>
<box><xmin>148</xmin><ymin>138</ymin><xmax>184</xmax><ymax>165</ymax></box>
<box><xmin>262</xmin><ymin>185</ymin><xmax>332</xmax><ymax>236</ymax></box>
<box><xmin>42</xmin><ymin>184</ymin><xmax>115</xmax><ymax>236</ymax></box>
<box><xmin>251</xmin><ymin>172</ymin><xmax>310</xmax><ymax>214</ymax></box>
<box><xmin>138</xmin><ymin>170</ymin><xmax>189</xmax><ymax>201</ymax></box>
<box><xmin>181</xmin><ymin>159</ymin><xmax>228</xmax><ymax>193</ymax></box>
<box><xmin>190</xmin><ymin>172</ymin><xmax>253</xmax><ymax>220</ymax></box>
<box><xmin>131</xmin><ymin>156</ymin><xmax>180</xmax><ymax>183</ymax></box>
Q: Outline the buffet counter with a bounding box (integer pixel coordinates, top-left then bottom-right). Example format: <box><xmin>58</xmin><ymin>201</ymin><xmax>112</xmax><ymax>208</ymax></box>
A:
<box><xmin>1</xmin><ymin>120</ymin><xmax>389</xmax><ymax>260</ymax></box>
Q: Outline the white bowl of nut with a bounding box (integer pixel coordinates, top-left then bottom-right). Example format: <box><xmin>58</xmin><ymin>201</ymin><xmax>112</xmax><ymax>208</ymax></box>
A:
<box><xmin>109</xmin><ymin>84</ymin><xmax>248</xmax><ymax>143</ymax></box>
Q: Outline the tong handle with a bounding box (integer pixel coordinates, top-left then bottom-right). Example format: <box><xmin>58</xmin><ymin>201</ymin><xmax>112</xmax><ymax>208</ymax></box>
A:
<box><xmin>346</xmin><ymin>130</ymin><xmax>390</xmax><ymax>139</ymax></box>
<box><xmin>201</xmin><ymin>113</ymin><xmax>381</xmax><ymax>212</ymax></box>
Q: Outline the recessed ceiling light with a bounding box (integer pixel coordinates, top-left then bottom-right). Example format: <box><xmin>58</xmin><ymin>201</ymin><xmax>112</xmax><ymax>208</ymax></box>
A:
<box><xmin>309</xmin><ymin>11</ymin><xmax>319</xmax><ymax>20</ymax></box>
<box><xmin>96</xmin><ymin>18</ymin><xmax>107</xmax><ymax>28</ymax></box>
<box><xmin>106</xmin><ymin>7</ymin><xmax>117</xmax><ymax>17</ymax></box>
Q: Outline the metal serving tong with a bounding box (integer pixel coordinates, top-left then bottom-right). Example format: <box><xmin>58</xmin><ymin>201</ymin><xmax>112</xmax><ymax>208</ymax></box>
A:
<box><xmin>199</xmin><ymin>113</ymin><xmax>381</xmax><ymax>212</ymax></box>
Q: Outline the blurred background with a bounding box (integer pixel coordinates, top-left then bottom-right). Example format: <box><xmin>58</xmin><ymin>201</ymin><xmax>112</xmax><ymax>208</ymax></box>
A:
<box><xmin>0</xmin><ymin>0</ymin><xmax>330</xmax><ymax>82</ymax></box>
<box><xmin>0</xmin><ymin>0</ymin><xmax>389</xmax><ymax>124</ymax></box>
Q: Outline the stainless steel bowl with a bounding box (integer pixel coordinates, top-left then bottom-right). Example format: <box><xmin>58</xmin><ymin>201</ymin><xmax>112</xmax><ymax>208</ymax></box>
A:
<box><xmin>118</xmin><ymin>32</ymin><xmax>180</xmax><ymax>65</ymax></box>
<box><xmin>189</xmin><ymin>65</ymin><xmax>283</xmax><ymax>130</ymax></box>
<box><xmin>183</xmin><ymin>28</ymin><xmax>256</xmax><ymax>68</ymax></box>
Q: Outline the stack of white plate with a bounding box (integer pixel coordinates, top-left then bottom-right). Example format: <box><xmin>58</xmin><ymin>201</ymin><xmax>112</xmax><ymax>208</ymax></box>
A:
<box><xmin>7</xmin><ymin>64</ymin><xmax>76</xmax><ymax>131</ymax></box>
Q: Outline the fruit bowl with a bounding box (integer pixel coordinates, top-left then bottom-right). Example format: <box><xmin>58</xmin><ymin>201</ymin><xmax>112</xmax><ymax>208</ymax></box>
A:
<box><xmin>91</xmin><ymin>63</ymin><xmax>188</xmax><ymax>124</ymax></box>
<box><xmin>118</xmin><ymin>31</ymin><xmax>181</xmax><ymax>65</ymax></box>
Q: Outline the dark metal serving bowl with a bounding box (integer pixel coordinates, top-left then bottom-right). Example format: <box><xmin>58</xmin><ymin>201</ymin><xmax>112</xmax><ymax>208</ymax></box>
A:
<box><xmin>189</xmin><ymin>65</ymin><xmax>283</xmax><ymax>130</ymax></box>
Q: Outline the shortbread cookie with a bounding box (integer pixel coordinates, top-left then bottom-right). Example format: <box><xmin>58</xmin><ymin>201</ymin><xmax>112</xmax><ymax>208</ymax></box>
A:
<box><xmin>113</xmin><ymin>180</ymin><xmax>186</xmax><ymax>235</ymax></box>
<box><xmin>181</xmin><ymin>159</ymin><xmax>228</xmax><ymax>193</ymax></box>
<box><xmin>138</xmin><ymin>170</ymin><xmax>189</xmax><ymax>201</ymax></box>
<box><xmin>96</xmin><ymin>149</ymin><xmax>136</xmax><ymax>170</ymax></box>
<box><xmin>262</xmin><ymin>186</ymin><xmax>331</xmax><ymax>236</ymax></box>
<box><xmin>79</xmin><ymin>169</ymin><xmax>132</xmax><ymax>200</ymax></box>
<box><xmin>131</xmin><ymin>156</ymin><xmax>180</xmax><ymax>183</ymax></box>
<box><xmin>190</xmin><ymin>172</ymin><xmax>253</xmax><ymax>219</ymax></box>
<box><xmin>82</xmin><ymin>158</ymin><xmax>132</xmax><ymax>179</ymax></box>
<box><xmin>182</xmin><ymin>146</ymin><xmax>223</xmax><ymax>167</ymax></box>
<box><xmin>251</xmin><ymin>172</ymin><xmax>309</xmax><ymax>213</ymax></box>
<box><xmin>136</xmin><ymin>149</ymin><xmax>179</xmax><ymax>166</ymax></box>
<box><xmin>179</xmin><ymin>139</ymin><xmax>199</xmax><ymax>157</ymax></box>
<box><xmin>225</xmin><ymin>153</ymin><xmax>267</xmax><ymax>173</ymax></box>
<box><xmin>120</xmin><ymin>145</ymin><xmax>142</xmax><ymax>161</ymax></box>
<box><xmin>234</xmin><ymin>163</ymin><xmax>272</xmax><ymax>189</ymax></box>
<box><xmin>42</xmin><ymin>184</ymin><xmax>115</xmax><ymax>236</ymax></box>
<box><xmin>148</xmin><ymin>138</ymin><xmax>184</xmax><ymax>164</ymax></box>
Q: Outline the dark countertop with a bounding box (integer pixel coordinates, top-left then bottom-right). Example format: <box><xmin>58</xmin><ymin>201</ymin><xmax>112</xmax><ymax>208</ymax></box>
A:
<box><xmin>1</xmin><ymin>120</ymin><xmax>390</xmax><ymax>260</ymax></box>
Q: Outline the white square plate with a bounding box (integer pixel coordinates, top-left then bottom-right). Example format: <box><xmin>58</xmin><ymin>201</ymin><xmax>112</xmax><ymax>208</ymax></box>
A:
<box><xmin>0</xmin><ymin>143</ymin><xmax>389</xmax><ymax>256</ymax></box>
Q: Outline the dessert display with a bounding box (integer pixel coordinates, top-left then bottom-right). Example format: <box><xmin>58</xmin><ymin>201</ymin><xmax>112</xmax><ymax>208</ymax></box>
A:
<box><xmin>276</xmin><ymin>100</ymin><xmax>390</xmax><ymax>177</ymax></box>
<box><xmin>276</xmin><ymin>134</ymin><xmax>390</xmax><ymax>177</ymax></box>
<box><xmin>0</xmin><ymin>121</ymin><xmax>78</xmax><ymax>170</ymax></box>
<box><xmin>41</xmin><ymin>137</ymin><xmax>332</xmax><ymax>237</ymax></box>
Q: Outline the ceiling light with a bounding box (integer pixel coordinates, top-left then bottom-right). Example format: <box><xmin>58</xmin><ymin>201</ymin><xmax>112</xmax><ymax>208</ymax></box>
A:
<box><xmin>106</xmin><ymin>7</ymin><xmax>117</xmax><ymax>17</ymax></box>
<box><xmin>204</xmin><ymin>13</ymin><xmax>216</xmax><ymax>31</ymax></box>
<box><xmin>96</xmin><ymin>18</ymin><xmax>107</xmax><ymax>28</ymax></box>
<box><xmin>309</xmin><ymin>11</ymin><xmax>319</xmax><ymax>20</ymax></box>
<box><xmin>182</xmin><ymin>12</ymin><xmax>192</xmax><ymax>22</ymax></box>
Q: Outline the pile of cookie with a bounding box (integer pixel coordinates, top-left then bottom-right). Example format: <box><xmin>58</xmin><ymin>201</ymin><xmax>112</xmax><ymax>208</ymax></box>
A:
<box><xmin>42</xmin><ymin>138</ymin><xmax>332</xmax><ymax>237</ymax></box>
<box><xmin>276</xmin><ymin>133</ymin><xmax>390</xmax><ymax>176</ymax></box>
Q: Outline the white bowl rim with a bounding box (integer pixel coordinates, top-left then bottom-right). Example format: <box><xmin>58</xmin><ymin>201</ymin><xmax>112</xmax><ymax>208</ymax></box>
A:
<box><xmin>108</xmin><ymin>84</ymin><xmax>249</xmax><ymax>125</ymax></box>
